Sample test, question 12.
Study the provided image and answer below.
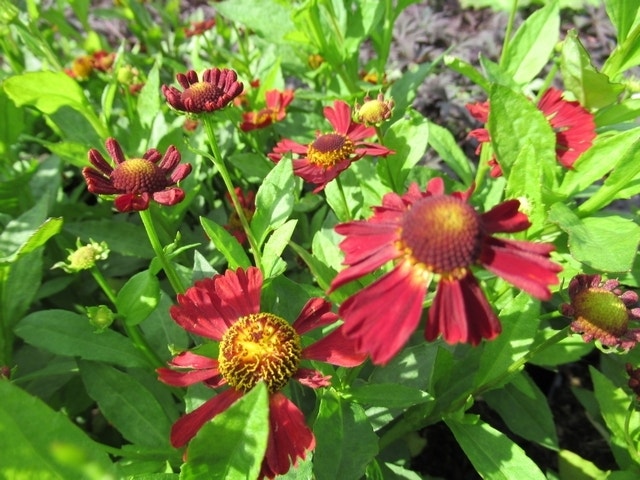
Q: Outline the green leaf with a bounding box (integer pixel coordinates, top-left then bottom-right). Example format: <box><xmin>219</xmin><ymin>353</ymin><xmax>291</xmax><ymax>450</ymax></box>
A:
<box><xmin>558</xmin><ymin>127</ymin><xmax>640</xmax><ymax>198</ymax></box>
<box><xmin>488</xmin><ymin>84</ymin><xmax>556</xmax><ymax>181</ymax></box>
<box><xmin>604</xmin><ymin>0</ymin><xmax>640</xmax><ymax>41</ymax></box>
<box><xmin>14</xmin><ymin>310</ymin><xmax>149</xmax><ymax>368</ymax></box>
<box><xmin>443</xmin><ymin>55</ymin><xmax>490</xmax><ymax>91</ymax></box>
<box><xmin>200</xmin><ymin>217</ymin><xmax>252</xmax><ymax>270</ymax></box>
<box><xmin>0</xmin><ymin>202</ymin><xmax>62</xmax><ymax>262</ymax></box>
<box><xmin>446</xmin><ymin>415</ymin><xmax>547</xmax><ymax>480</ymax></box>
<box><xmin>504</xmin><ymin>141</ymin><xmax>545</xmax><ymax>233</ymax></box>
<box><xmin>548</xmin><ymin>203</ymin><xmax>640</xmax><ymax>272</ymax></box>
<box><xmin>79</xmin><ymin>360</ymin><xmax>173</xmax><ymax>448</ymax></box>
<box><xmin>377</xmin><ymin>111</ymin><xmax>430</xmax><ymax>192</ymax></box>
<box><xmin>344</xmin><ymin>383</ymin><xmax>432</xmax><ymax>409</ymax></box>
<box><xmin>262</xmin><ymin>219</ymin><xmax>297</xmax><ymax>279</ymax></box>
<box><xmin>389</xmin><ymin>61</ymin><xmax>442</xmax><ymax>121</ymax></box>
<box><xmin>427</xmin><ymin>121</ymin><xmax>474</xmax><ymax>185</ymax></box>
<box><xmin>251</xmin><ymin>157</ymin><xmax>297</xmax><ymax>248</ymax></box>
<box><xmin>561</xmin><ymin>30</ymin><xmax>624</xmax><ymax>109</ymax></box>
<box><xmin>137</xmin><ymin>60</ymin><xmax>161</xmax><ymax>130</ymax></box>
<box><xmin>502</xmin><ymin>2</ymin><xmax>559</xmax><ymax>84</ymax></box>
<box><xmin>116</xmin><ymin>270</ymin><xmax>161</xmax><ymax>326</ymax></box>
<box><xmin>324</xmin><ymin>167</ymin><xmax>363</xmax><ymax>222</ymax></box>
<box><xmin>558</xmin><ymin>450</ymin><xmax>609</xmax><ymax>480</ymax></box>
<box><xmin>2</xmin><ymin>71</ymin><xmax>108</xmax><ymax>138</ymax></box>
<box><xmin>215</xmin><ymin>0</ymin><xmax>296</xmax><ymax>43</ymax></box>
<box><xmin>289</xmin><ymin>241</ymin><xmax>340</xmax><ymax>298</ymax></box>
<box><xmin>181</xmin><ymin>382</ymin><xmax>269</xmax><ymax>480</ymax></box>
<box><xmin>0</xmin><ymin>381</ymin><xmax>116</xmax><ymax>479</ymax></box>
<box><xmin>483</xmin><ymin>371</ymin><xmax>559</xmax><ymax>451</ymax></box>
<box><xmin>528</xmin><ymin>330</ymin><xmax>593</xmax><ymax>367</ymax></box>
<box><xmin>313</xmin><ymin>389</ymin><xmax>378</xmax><ymax>480</ymax></box>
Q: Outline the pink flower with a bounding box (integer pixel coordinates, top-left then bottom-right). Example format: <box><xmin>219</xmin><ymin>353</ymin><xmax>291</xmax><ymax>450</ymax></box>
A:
<box><xmin>329</xmin><ymin>177</ymin><xmax>562</xmax><ymax>364</ymax></box>
<box><xmin>158</xmin><ymin>267</ymin><xmax>366</xmax><ymax>478</ymax></box>
<box><xmin>268</xmin><ymin>100</ymin><xmax>393</xmax><ymax>192</ymax></box>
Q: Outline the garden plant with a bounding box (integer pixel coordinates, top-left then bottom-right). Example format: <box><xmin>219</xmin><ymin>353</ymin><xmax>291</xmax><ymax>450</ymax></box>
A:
<box><xmin>2</xmin><ymin>0</ymin><xmax>640</xmax><ymax>478</ymax></box>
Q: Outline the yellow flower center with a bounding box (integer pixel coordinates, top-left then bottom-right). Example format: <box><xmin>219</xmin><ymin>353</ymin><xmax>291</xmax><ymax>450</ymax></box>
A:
<box><xmin>398</xmin><ymin>195</ymin><xmax>483</xmax><ymax>279</ymax></box>
<box><xmin>218</xmin><ymin>313</ymin><xmax>302</xmax><ymax>393</ymax></box>
<box><xmin>307</xmin><ymin>133</ymin><xmax>355</xmax><ymax>168</ymax></box>
<box><xmin>358</xmin><ymin>99</ymin><xmax>391</xmax><ymax>124</ymax></box>
<box><xmin>573</xmin><ymin>288</ymin><xmax>629</xmax><ymax>336</ymax></box>
<box><xmin>111</xmin><ymin>158</ymin><xmax>168</xmax><ymax>193</ymax></box>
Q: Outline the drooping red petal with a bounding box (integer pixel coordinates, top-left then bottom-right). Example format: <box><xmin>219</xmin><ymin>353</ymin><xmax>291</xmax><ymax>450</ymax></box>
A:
<box><xmin>87</xmin><ymin>149</ymin><xmax>114</xmax><ymax>175</ymax></box>
<box><xmin>153</xmin><ymin>188</ymin><xmax>185</xmax><ymax>206</ymax></box>
<box><xmin>157</xmin><ymin>365</ymin><xmax>223</xmax><ymax>387</ymax></box>
<box><xmin>114</xmin><ymin>192</ymin><xmax>150</xmax><ymax>212</ymax></box>
<box><xmin>291</xmin><ymin>157</ymin><xmax>354</xmax><ymax>192</ymax></box>
<box><xmin>105</xmin><ymin>137</ymin><xmax>126</xmax><ymax>164</ymax></box>
<box><xmin>339</xmin><ymin>262</ymin><xmax>428</xmax><ymax>365</ymax></box>
<box><xmin>268</xmin><ymin>139</ymin><xmax>308</xmax><ymax>162</ymax></box>
<box><xmin>261</xmin><ymin>392</ymin><xmax>315</xmax><ymax>479</ymax></box>
<box><xmin>292</xmin><ymin>297</ymin><xmax>339</xmax><ymax>335</ymax></box>
<box><xmin>82</xmin><ymin>167</ymin><xmax>118</xmax><ymax>194</ymax></box>
<box><xmin>481</xmin><ymin>199</ymin><xmax>531</xmax><ymax>234</ymax></box>
<box><xmin>480</xmin><ymin>237</ymin><xmax>561</xmax><ymax>300</ymax></box>
<box><xmin>427</xmin><ymin>273</ymin><xmax>501</xmax><ymax>345</ymax></box>
<box><xmin>143</xmin><ymin>148</ymin><xmax>162</xmax><ymax>164</ymax></box>
<box><xmin>302</xmin><ymin>326</ymin><xmax>367</xmax><ymax>367</ymax></box>
<box><xmin>293</xmin><ymin>368</ymin><xmax>332</xmax><ymax>388</ymax></box>
<box><xmin>171</xmin><ymin>388</ymin><xmax>243</xmax><ymax>448</ymax></box>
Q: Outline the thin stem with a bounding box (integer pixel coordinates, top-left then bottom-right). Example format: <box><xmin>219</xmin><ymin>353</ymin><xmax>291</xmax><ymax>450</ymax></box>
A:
<box><xmin>499</xmin><ymin>0</ymin><xmax>519</xmax><ymax>66</ymax></box>
<box><xmin>138</xmin><ymin>209</ymin><xmax>186</xmax><ymax>295</ymax></box>
<box><xmin>202</xmin><ymin>116</ymin><xmax>263</xmax><ymax>270</ymax></box>
<box><xmin>89</xmin><ymin>267</ymin><xmax>165</xmax><ymax>369</ymax></box>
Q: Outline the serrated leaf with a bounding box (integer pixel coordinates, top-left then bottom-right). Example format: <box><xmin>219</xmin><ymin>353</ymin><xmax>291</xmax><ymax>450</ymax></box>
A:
<box><xmin>483</xmin><ymin>371</ymin><xmax>559</xmax><ymax>451</ymax></box>
<box><xmin>0</xmin><ymin>381</ymin><xmax>115</xmax><ymax>479</ymax></box>
<box><xmin>200</xmin><ymin>216</ymin><xmax>252</xmax><ymax>270</ymax></box>
<box><xmin>14</xmin><ymin>310</ymin><xmax>149</xmax><ymax>368</ymax></box>
<box><xmin>548</xmin><ymin>203</ymin><xmax>640</xmax><ymax>272</ymax></box>
<box><xmin>181</xmin><ymin>383</ymin><xmax>269</xmax><ymax>480</ymax></box>
<box><xmin>79</xmin><ymin>360</ymin><xmax>172</xmax><ymax>448</ymax></box>
<box><xmin>250</xmin><ymin>156</ymin><xmax>296</xmax><ymax>248</ymax></box>
<box><xmin>313</xmin><ymin>389</ymin><xmax>378</xmax><ymax>480</ymax></box>
<box><xmin>446</xmin><ymin>416</ymin><xmax>547</xmax><ymax>480</ymax></box>
<box><xmin>488</xmin><ymin>84</ymin><xmax>556</xmax><ymax>181</ymax></box>
<box><xmin>116</xmin><ymin>270</ymin><xmax>160</xmax><ymax>326</ymax></box>
<box><xmin>502</xmin><ymin>2</ymin><xmax>559</xmax><ymax>84</ymax></box>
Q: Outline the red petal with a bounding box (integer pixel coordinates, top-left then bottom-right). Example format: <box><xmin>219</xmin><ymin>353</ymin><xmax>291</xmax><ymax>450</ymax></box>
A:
<box><xmin>87</xmin><ymin>149</ymin><xmax>113</xmax><ymax>175</ymax></box>
<box><xmin>292</xmin><ymin>298</ymin><xmax>339</xmax><ymax>335</ymax></box>
<box><xmin>261</xmin><ymin>393</ymin><xmax>315</xmax><ymax>479</ymax></box>
<box><xmin>82</xmin><ymin>168</ymin><xmax>118</xmax><ymax>194</ymax></box>
<box><xmin>157</xmin><ymin>366</ymin><xmax>222</xmax><ymax>387</ymax></box>
<box><xmin>211</xmin><ymin>267</ymin><xmax>262</xmax><ymax>320</ymax></box>
<box><xmin>302</xmin><ymin>326</ymin><xmax>367</xmax><ymax>367</ymax></box>
<box><xmin>105</xmin><ymin>137</ymin><xmax>126</xmax><ymax>164</ymax></box>
<box><xmin>171</xmin><ymin>388</ymin><xmax>242</xmax><ymax>448</ymax></box>
<box><xmin>481</xmin><ymin>199</ymin><xmax>531</xmax><ymax>234</ymax></box>
<box><xmin>427</xmin><ymin>274</ymin><xmax>501</xmax><ymax>345</ymax></box>
<box><xmin>294</xmin><ymin>368</ymin><xmax>332</xmax><ymax>388</ymax></box>
<box><xmin>114</xmin><ymin>192</ymin><xmax>149</xmax><ymax>212</ymax></box>
<box><xmin>339</xmin><ymin>262</ymin><xmax>428</xmax><ymax>365</ymax></box>
<box><xmin>153</xmin><ymin>188</ymin><xmax>185</xmax><ymax>206</ymax></box>
<box><xmin>324</xmin><ymin>100</ymin><xmax>353</xmax><ymax>135</ymax></box>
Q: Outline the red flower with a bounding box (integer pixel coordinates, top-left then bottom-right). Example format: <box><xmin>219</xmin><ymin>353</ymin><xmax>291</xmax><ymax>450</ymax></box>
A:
<box><xmin>467</xmin><ymin>87</ymin><xmax>596</xmax><ymax>176</ymax></box>
<box><xmin>158</xmin><ymin>267</ymin><xmax>366</xmax><ymax>478</ymax></box>
<box><xmin>162</xmin><ymin>68</ymin><xmax>244</xmax><ymax>114</ymax></box>
<box><xmin>83</xmin><ymin>138</ymin><xmax>192</xmax><ymax>212</ymax></box>
<box><xmin>329</xmin><ymin>177</ymin><xmax>562</xmax><ymax>364</ymax></box>
<box><xmin>240</xmin><ymin>89</ymin><xmax>295</xmax><ymax>132</ymax></box>
<box><xmin>223</xmin><ymin>187</ymin><xmax>256</xmax><ymax>245</ymax></box>
<box><xmin>184</xmin><ymin>18</ymin><xmax>216</xmax><ymax>37</ymax></box>
<box><xmin>561</xmin><ymin>274</ymin><xmax>640</xmax><ymax>351</ymax></box>
<box><xmin>267</xmin><ymin>100</ymin><xmax>394</xmax><ymax>192</ymax></box>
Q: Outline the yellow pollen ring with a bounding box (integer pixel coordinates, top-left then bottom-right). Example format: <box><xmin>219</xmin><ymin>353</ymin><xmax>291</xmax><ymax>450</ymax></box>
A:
<box><xmin>306</xmin><ymin>133</ymin><xmax>355</xmax><ymax>168</ymax></box>
<box><xmin>218</xmin><ymin>313</ymin><xmax>302</xmax><ymax>393</ymax></box>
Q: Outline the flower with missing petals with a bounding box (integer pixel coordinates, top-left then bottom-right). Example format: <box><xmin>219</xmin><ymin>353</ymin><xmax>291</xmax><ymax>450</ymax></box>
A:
<box><xmin>268</xmin><ymin>100</ymin><xmax>393</xmax><ymax>192</ymax></box>
<box><xmin>162</xmin><ymin>68</ymin><xmax>244</xmax><ymax>114</ymax></box>
<box><xmin>240</xmin><ymin>89</ymin><xmax>295</xmax><ymax>132</ymax></box>
<box><xmin>158</xmin><ymin>267</ymin><xmax>366</xmax><ymax>478</ymax></box>
<box><xmin>83</xmin><ymin>138</ymin><xmax>192</xmax><ymax>212</ymax></box>
<box><xmin>329</xmin><ymin>177</ymin><xmax>562</xmax><ymax>364</ymax></box>
<box><xmin>561</xmin><ymin>274</ymin><xmax>640</xmax><ymax>351</ymax></box>
<box><xmin>355</xmin><ymin>93</ymin><xmax>394</xmax><ymax>125</ymax></box>
<box><xmin>467</xmin><ymin>87</ymin><xmax>596</xmax><ymax>177</ymax></box>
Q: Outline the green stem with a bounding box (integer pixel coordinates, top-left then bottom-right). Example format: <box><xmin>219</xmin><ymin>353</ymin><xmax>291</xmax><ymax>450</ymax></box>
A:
<box><xmin>89</xmin><ymin>267</ymin><xmax>165</xmax><ymax>369</ymax></box>
<box><xmin>499</xmin><ymin>0</ymin><xmax>519</xmax><ymax>66</ymax></box>
<box><xmin>138</xmin><ymin>209</ymin><xmax>186</xmax><ymax>295</ymax></box>
<box><xmin>335</xmin><ymin>176</ymin><xmax>352</xmax><ymax>221</ymax></box>
<box><xmin>202</xmin><ymin>116</ymin><xmax>263</xmax><ymax>270</ymax></box>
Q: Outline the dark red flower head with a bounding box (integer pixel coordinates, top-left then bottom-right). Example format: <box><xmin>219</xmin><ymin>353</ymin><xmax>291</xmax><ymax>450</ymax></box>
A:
<box><xmin>157</xmin><ymin>267</ymin><xmax>366</xmax><ymax>478</ymax></box>
<box><xmin>466</xmin><ymin>87</ymin><xmax>596</xmax><ymax>176</ymax></box>
<box><xmin>268</xmin><ymin>100</ymin><xmax>394</xmax><ymax>192</ymax></box>
<box><xmin>162</xmin><ymin>68</ymin><xmax>244</xmax><ymax>114</ymax></box>
<box><xmin>329</xmin><ymin>177</ymin><xmax>562</xmax><ymax>364</ymax></box>
<box><xmin>83</xmin><ymin>138</ymin><xmax>192</xmax><ymax>212</ymax></box>
<box><xmin>561</xmin><ymin>274</ymin><xmax>640</xmax><ymax>351</ymax></box>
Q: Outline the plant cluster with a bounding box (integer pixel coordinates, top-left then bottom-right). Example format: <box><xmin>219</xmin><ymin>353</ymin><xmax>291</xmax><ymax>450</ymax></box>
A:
<box><xmin>1</xmin><ymin>0</ymin><xmax>640</xmax><ymax>479</ymax></box>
